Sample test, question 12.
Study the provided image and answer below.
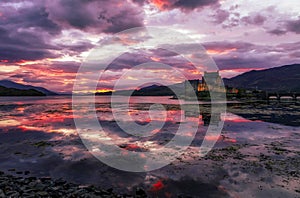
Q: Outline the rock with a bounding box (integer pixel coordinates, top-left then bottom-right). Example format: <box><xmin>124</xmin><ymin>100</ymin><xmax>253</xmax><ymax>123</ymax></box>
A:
<box><xmin>6</xmin><ymin>191</ymin><xmax>19</xmax><ymax>197</ymax></box>
<box><xmin>40</xmin><ymin>176</ymin><xmax>52</xmax><ymax>182</ymax></box>
<box><xmin>55</xmin><ymin>178</ymin><xmax>66</xmax><ymax>185</ymax></box>
<box><xmin>37</xmin><ymin>191</ymin><xmax>48</xmax><ymax>196</ymax></box>
<box><xmin>0</xmin><ymin>189</ymin><xmax>5</xmax><ymax>198</ymax></box>
<box><xmin>33</xmin><ymin>183</ymin><xmax>45</xmax><ymax>191</ymax></box>
<box><xmin>22</xmin><ymin>193</ymin><xmax>35</xmax><ymax>198</ymax></box>
<box><xmin>135</xmin><ymin>188</ymin><xmax>147</xmax><ymax>197</ymax></box>
<box><xmin>0</xmin><ymin>172</ymin><xmax>148</xmax><ymax>197</ymax></box>
<box><xmin>24</xmin><ymin>171</ymin><xmax>30</xmax><ymax>175</ymax></box>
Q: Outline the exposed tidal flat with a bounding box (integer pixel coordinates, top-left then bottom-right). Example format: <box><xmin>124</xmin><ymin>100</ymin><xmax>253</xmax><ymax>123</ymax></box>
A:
<box><xmin>0</xmin><ymin>96</ymin><xmax>299</xmax><ymax>197</ymax></box>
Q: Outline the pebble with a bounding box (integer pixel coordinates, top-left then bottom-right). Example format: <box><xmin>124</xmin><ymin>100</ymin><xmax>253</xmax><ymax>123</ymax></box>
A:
<box><xmin>0</xmin><ymin>172</ymin><xmax>148</xmax><ymax>197</ymax></box>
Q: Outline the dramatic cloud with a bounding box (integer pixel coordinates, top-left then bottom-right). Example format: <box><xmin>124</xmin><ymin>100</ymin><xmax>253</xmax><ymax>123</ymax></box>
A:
<box><xmin>268</xmin><ymin>18</ymin><xmax>300</xmax><ymax>35</ymax></box>
<box><xmin>241</xmin><ymin>14</ymin><xmax>266</xmax><ymax>26</ymax></box>
<box><xmin>46</xmin><ymin>0</ymin><xmax>144</xmax><ymax>34</ymax></box>
<box><xmin>0</xmin><ymin>0</ymin><xmax>144</xmax><ymax>63</ymax></box>
<box><xmin>202</xmin><ymin>41</ymin><xmax>300</xmax><ymax>72</ymax></box>
<box><xmin>49</xmin><ymin>61</ymin><xmax>81</xmax><ymax>74</ymax></box>
<box><xmin>0</xmin><ymin>27</ymin><xmax>59</xmax><ymax>62</ymax></box>
<box><xmin>169</xmin><ymin>0</ymin><xmax>219</xmax><ymax>11</ymax></box>
<box><xmin>134</xmin><ymin>0</ymin><xmax>219</xmax><ymax>11</ymax></box>
<box><xmin>0</xmin><ymin>0</ymin><xmax>299</xmax><ymax>91</ymax></box>
<box><xmin>211</xmin><ymin>9</ymin><xmax>230</xmax><ymax>24</ymax></box>
<box><xmin>106</xmin><ymin>49</ymin><xmax>194</xmax><ymax>71</ymax></box>
<box><xmin>285</xmin><ymin>18</ymin><xmax>300</xmax><ymax>34</ymax></box>
<box><xmin>267</xmin><ymin>29</ymin><xmax>287</xmax><ymax>36</ymax></box>
<box><xmin>0</xmin><ymin>2</ymin><xmax>60</xmax><ymax>62</ymax></box>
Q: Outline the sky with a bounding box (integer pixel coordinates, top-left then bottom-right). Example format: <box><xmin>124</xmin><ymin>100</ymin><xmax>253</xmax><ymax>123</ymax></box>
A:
<box><xmin>0</xmin><ymin>0</ymin><xmax>299</xmax><ymax>93</ymax></box>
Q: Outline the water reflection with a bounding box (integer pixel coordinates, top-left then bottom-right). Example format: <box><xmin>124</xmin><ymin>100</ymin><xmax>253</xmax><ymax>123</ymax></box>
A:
<box><xmin>0</xmin><ymin>96</ymin><xmax>299</xmax><ymax>196</ymax></box>
<box><xmin>0</xmin><ymin>96</ymin><xmax>296</xmax><ymax>150</ymax></box>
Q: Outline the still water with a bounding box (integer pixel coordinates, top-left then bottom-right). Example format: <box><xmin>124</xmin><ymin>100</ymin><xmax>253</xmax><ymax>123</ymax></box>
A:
<box><xmin>0</xmin><ymin>96</ymin><xmax>299</xmax><ymax>197</ymax></box>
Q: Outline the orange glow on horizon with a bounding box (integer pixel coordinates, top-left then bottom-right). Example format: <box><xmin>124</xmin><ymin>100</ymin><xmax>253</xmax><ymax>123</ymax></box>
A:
<box><xmin>207</xmin><ymin>48</ymin><xmax>237</xmax><ymax>55</ymax></box>
<box><xmin>150</xmin><ymin>56</ymin><xmax>161</xmax><ymax>62</ymax></box>
<box><xmin>96</xmin><ymin>89</ymin><xmax>114</xmax><ymax>93</ymax></box>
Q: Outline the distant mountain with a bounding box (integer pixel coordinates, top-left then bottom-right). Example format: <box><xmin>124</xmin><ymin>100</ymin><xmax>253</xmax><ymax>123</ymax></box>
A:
<box><xmin>0</xmin><ymin>80</ymin><xmax>57</xmax><ymax>96</ymax></box>
<box><xmin>223</xmin><ymin>64</ymin><xmax>300</xmax><ymax>92</ymax></box>
<box><xmin>133</xmin><ymin>85</ymin><xmax>174</xmax><ymax>96</ymax></box>
<box><xmin>113</xmin><ymin>83</ymin><xmax>185</xmax><ymax>96</ymax></box>
<box><xmin>0</xmin><ymin>86</ymin><xmax>45</xmax><ymax>96</ymax></box>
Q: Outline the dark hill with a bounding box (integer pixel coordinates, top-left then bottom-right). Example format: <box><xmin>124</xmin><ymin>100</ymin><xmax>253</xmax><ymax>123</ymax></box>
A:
<box><xmin>0</xmin><ymin>86</ymin><xmax>45</xmax><ymax>96</ymax></box>
<box><xmin>0</xmin><ymin>80</ymin><xmax>57</xmax><ymax>96</ymax></box>
<box><xmin>223</xmin><ymin>64</ymin><xmax>300</xmax><ymax>92</ymax></box>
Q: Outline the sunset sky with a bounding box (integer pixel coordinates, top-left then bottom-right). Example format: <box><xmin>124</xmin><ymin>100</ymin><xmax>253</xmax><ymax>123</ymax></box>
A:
<box><xmin>0</xmin><ymin>0</ymin><xmax>299</xmax><ymax>93</ymax></box>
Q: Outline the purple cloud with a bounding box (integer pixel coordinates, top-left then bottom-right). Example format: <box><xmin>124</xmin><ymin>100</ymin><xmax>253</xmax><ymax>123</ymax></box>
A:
<box><xmin>0</xmin><ymin>2</ymin><xmax>61</xmax><ymax>62</ymax></box>
<box><xmin>46</xmin><ymin>0</ymin><xmax>144</xmax><ymax>34</ymax></box>
<box><xmin>242</xmin><ymin>14</ymin><xmax>266</xmax><ymax>26</ymax></box>
<box><xmin>132</xmin><ymin>0</ymin><xmax>219</xmax><ymax>11</ymax></box>
<box><xmin>268</xmin><ymin>17</ymin><xmax>300</xmax><ymax>35</ymax></box>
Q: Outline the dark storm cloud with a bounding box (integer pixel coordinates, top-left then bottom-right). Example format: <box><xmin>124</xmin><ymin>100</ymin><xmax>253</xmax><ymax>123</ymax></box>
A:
<box><xmin>211</xmin><ymin>9</ymin><xmax>267</xmax><ymax>28</ymax></box>
<box><xmin>22</xmin><ymin>77</ymin><xmax>46</xmax><ymax>84</ymax></box>
<box><xmin>211</xmin><ymin>9</ymin><xmax>230</xmax><ymax>24</ymax></box>
<box><xmin>131</xmin><ymin>0</ymin><xmax>146</xmax><ymax>6</ymax></box>
<box><xmin>0</xmin><ymin>0</ymin><xmax>145</xmax><ymax>63</ymax></box>
<box><xmin>202</xmin><ymin>41</ymin><xmax>300</xmax><ymax>70</ymax></box>
<box><xmin>0</xmin><ymin>2</ymin><xmax>61</xmax><ymax>62</ymax></box>
<box><xmin>268</xmin><ymin>17</ymin><xmax>300</xmax><ymax>35</ymax></box>
<box><xmin>49</xmin><ymin>61</ymin><xmax>81</xmax><ymax>73</ymax></box>
<box><xmin>241</xmin><ymin>14</ymin><xmax>266</xmax><ymax>26</ymax></box>
<box><xmin>156</xmin><ymin>41</ymin><xmax>300</xmax><ymax>71</ymax></box>
<box><xmin>131</xmin><ymin>0</ymin><xmax>219</xmax><ymax>11</ymax></box>
<box><xmin>172</xmin><ymin>0</ymin><xmax>219</xmax><ymax>10</ymax></box>
<box><xmin>0</xmin><ymin>27</ymin><xmax>59</xmax><ymax>62</ymax></box>
<box><xmin>46</xmin><ymin>0</ymin><xmax>144</xmax><ymax>34</ymax></box>
<box><xmin>1</xmin><ymin>6</ymin><xmax>61</xmax><ymax>35</ymax></box>
<box><xmin>285</xmin><ymin>18</ymin><xmax>300</xmax><ymax>34</ymax></box>
<box><xmin>267</xmin><ymin>29</ymin><xmax>287</xmax><ymax>36</ymax></box>
<box><xmin>214</xmin><ymin>55</ymin><xmax>278</xmax><ymax>70</ymax></box>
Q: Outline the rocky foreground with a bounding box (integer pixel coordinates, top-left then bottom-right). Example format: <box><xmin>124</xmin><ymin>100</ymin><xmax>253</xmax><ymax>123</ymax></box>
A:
<box><xmin>0</xmin><ymin>171</ymin><xmax>148</xmax><ymax>198</ymax></box>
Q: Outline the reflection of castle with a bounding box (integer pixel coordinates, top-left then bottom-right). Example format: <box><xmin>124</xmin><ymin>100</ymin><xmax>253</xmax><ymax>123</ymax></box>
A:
<box><xmin>184</xmin><ymin>106</ymin><xmax>222</xmax><ymax>126</ymax></box>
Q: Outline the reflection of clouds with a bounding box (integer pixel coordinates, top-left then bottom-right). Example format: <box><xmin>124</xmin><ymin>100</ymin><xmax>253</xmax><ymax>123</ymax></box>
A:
<box><xmin>0</xmin><ymin>97</ymin><xmax>299</xmax><ymax>194</ymax></box>
<box><xmin>0</xmin><ymin>119</ymin><xmax>21</xmax><ymax>127</ymax></box>
<box><xmin>0</xmin><ymin>97</ymin><xmax>295</xmax><ymax>163</ymax></box>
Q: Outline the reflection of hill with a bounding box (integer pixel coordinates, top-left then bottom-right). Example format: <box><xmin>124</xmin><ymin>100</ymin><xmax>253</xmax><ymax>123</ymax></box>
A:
<box><xmin>0</xmin><ymin>86</ymin><xmax>45</xmax><ymax>96</ymax></box>
<box><xmin>228</xmin><ymin>103</ymin><xmax>300</xmax><ymax>127</ymax></box>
